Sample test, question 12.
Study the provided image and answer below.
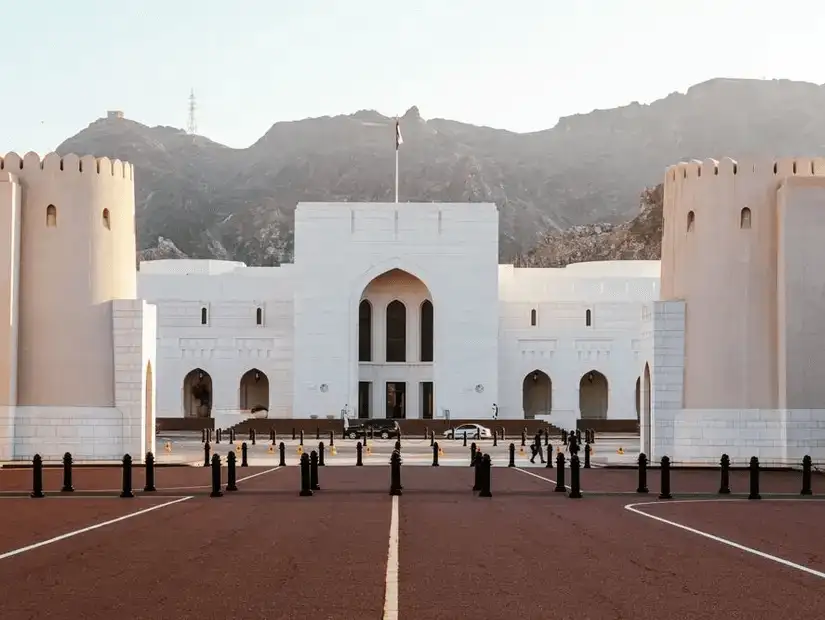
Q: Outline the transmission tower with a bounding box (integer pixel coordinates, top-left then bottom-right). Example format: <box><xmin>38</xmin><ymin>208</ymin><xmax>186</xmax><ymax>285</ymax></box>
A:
<box><xmin>187</xmin><ymin>88</ymin><xmax>197</xmax><ymax>135</ymax></box>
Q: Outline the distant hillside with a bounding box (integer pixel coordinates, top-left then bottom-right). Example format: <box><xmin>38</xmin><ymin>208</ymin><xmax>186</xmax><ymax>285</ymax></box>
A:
<box><xmin>52</xmin><ymin>77</ymin><xmax>825</xmax><ymax>266</ymax></box>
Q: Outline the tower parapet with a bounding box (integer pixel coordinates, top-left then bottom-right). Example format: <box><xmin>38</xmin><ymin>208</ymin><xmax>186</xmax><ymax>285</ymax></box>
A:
<box><xmin>0</xmin><ymin>151</ymin><xmax>137</xmax><ymax>407</ymax></box>
<box><xmin>661</xmin><ymin>156</ymin><xmax>825</xmax><ymax>409</ymax></box>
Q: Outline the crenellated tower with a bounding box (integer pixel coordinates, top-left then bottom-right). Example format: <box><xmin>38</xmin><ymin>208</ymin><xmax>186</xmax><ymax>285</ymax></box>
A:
<box><xmin>661</xmin><ymin>156</ymin><xmax>825</xmax><ymax>409</ymax></box>
<box><xmin>0</xmin><ymin>151</ymin><xmax>137</xmax><ymax>407</ymax></box>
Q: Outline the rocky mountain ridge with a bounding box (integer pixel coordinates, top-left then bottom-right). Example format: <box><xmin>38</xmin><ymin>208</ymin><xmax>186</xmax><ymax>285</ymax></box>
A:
<box><xmin>51</xmin><ymin>77</ymin><xmax>825</xmax><ymax>267</ymax></box>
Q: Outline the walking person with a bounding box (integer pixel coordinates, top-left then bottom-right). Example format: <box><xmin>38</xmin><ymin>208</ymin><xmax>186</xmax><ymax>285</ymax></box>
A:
<box><xmin>530</xmin><ymin>430</ymin><xmax>546</xmax><ymax>464</ymax></box>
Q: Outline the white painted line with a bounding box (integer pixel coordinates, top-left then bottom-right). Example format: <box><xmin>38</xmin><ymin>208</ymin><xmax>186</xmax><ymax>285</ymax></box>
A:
<box><xmin>624</xmin><ymin>498</ymin><xmax>825</xmax><ymax>580</ymax></box>
<box><xmin>514</xmin><ymin>467</ymin><xmax>572</xmax><ymax>490</ymax></box>
<box><xmin>382</xmin><ymin>495</ymin><xmax>400</xmax><ymax>620</ymax></box>
<box><xmin>0</xmin><ymin>495</ymin><xmax>193</xmax><ymax>561</ymax></box>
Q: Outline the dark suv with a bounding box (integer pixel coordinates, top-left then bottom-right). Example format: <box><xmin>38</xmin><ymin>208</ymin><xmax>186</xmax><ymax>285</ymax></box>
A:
<box><xmin>345</xmin><ymin>419</ymin><xmax>400</xmax><ymax>440</ymax></box>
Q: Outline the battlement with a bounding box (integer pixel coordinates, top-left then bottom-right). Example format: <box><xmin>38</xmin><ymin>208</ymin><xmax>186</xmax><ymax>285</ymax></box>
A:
<box><xmin>665</xmin><ymin>157</ymin><xmax>825</xmax><ymax>184</ymax></box>
<box><xmin>0</xmin><ymin>152</ymin><xmax>133</xmax><ymax>181</ymax></box>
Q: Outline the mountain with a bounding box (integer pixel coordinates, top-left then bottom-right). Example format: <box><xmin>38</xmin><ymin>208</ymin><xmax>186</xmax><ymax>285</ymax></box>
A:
<box><xmin>53</xmin><ymin>78</ymin><xmax>825</xmax><ymax>266</ymax></box>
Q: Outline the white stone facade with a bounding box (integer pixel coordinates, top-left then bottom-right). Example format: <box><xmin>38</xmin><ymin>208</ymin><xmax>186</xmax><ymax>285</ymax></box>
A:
<box><xmin>138</xmin><ymin>202</ymin><xmax>660</xmax><ymax>432</ymax></box>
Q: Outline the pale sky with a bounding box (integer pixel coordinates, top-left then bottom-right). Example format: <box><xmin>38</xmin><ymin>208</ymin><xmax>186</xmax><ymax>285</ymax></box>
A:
<box><xmin>3</xmin><ymin>0</ymin><xmax>824</xmax><ymax>154</ymax></box>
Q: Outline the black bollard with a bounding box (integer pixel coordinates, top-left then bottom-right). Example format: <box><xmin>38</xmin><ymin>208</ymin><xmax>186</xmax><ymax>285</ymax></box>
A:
<box><xmin>473</xmin><ymin>451</ymin><xmax>482</xmax><ymax>491</ymax></box>
<box><xmin>569</xmin><ymin>454</ymin><xmax>583</xmax><ymax>499</ymax></box>
<box><xmin>226</xmin><ymin>451</ymin><xmax>238</xmax><ymax>491</ymax></box>
<box><xmin>544</xmin><ymin>429</ymin><xmax>549</xmax><ymax>447</ymax></box>
<box><xmin>555</xmin><ymin>453</ymin><xmax>566</xmax><ymax>492</ymax></box>
<box><xmin>270</xmin><ymin>429</ymin><xmax>275</xmax><ymax>443</ymax></box>
<box><xmin>299</xmin><ymin>453</ymin><xmax>313</xmax><ymax>496</ymax></box>
<box><xmin>203</xmin><ymin>441</ymin><xmax>211</xmax><ymax>467</ymax></box>
<box><xmin>658</xmin><ymin>456</ymin><xmax>672</xmax><ymax>500</ymax></box>
<box><xmin>61</xmin><ymin>452</ymin><xmax>74</xmax><ymax>493</ymax></box>
<box><xmin>310</xmin><ymin>451</ymin><xmax>320</xmax><ymax>490</ymax></box>
<box><xmin>476</xmin><ymin>429</ymin><xmax>480</xmax><ymax>440</ymax></box>
<box><xmin>389</xmin><ymin>451</ymin><xmax>402</xmax><ymax>496</ymax></box>
<box><xmin>202</xmin><ymin>428</ymin><xmax>206</xmax><ymax>443</ymax></box>
<box><xmin>144</xmin><ymin>452</ymin><xmax>156</xmax><ymax>492</ymax></box>
<box><xmin>299</xmin><ymin>430</ymin><xmax>304</xmax><ymax>446</ymax></box>
<box><xmin>316</xmin><ymin>427</ymin><xmax>320</xmax><ymax>440</ymax></box>
<box><xmin>209</xmin><ymin>454</ymin><xmax>222</xmax><ymax>497</ymax></box>
<box><xmin>718</xmin><ymin>454</ymin><xmax>731</xmax><ymax>494</ymax></box>
<box><xmin>470</xmin><ymin>442</ymin><xmax>477</xmax><ymax>466</ymax></box>
<box><xmin>479</xmin><ymin>454</ymin><xmax>493</xmax><ymax>498</ymax></box>
<box><xmin>493</xmin><ymin>433</ymin><xmax>498</xmax><ymax>447</ymax></box>
<box><xmin>121</xmin><ymin>454</ymin><xmax>134</xmax><ymax>498</ymax></box>
<box><xmin>251</xmin><ymin>429</ymin><xmax>256</xmax><ymax>446</ymax></box>
<box><xmin>463</xmin><ymin>432</ymin><xmax>468</xmax><ymax>447</ymax></box>
<box><xmin>318</xmin><ymin>442</ymin><xmax>326</xmax><ymax>466</ymax></box>
<box><xmin>584</xmin><ymin>443</ymin><xmax>591</xmax><ymax>469</ymax></box>
<box><xmin>248</xmin><ymin>428</ymin><xmax>253</xmax><ymax>442</ymax></box>
<box><xmin>521</xmin><ymin>430</ymin><xmax>526</xmax><ymax>447</ymax></box>
<box><xmin>590</xmin><ymin>429</ymin><xmax>596</xmax><ymax>444</ymax></box>
<box><xmin>279</xmin><ymin>441</ymin><xmax>286</xmax><ymax>466</ymax></box>
<box><xmin>637</xmin><ymin>453</ymin><xmax>649</xmax><ymax>493</ymax></box>
<box><xmin>356</xmin><ymin>441</ymin><xmax>364</xmax><ymax>466</ymax></box>
<box><xmin>216</xmin><ymin>428</ymin><xmax>221</xmax><ymax>444</ymax></box>
<box><xmin>395</xmin><ymin>440</ymin><xmax>401</xmax><ymax>453</ymax></box>
<box><xmin>329</xmin><ymin>430</ymin><xmax>334</xmax><ymax>447</ymax></box>
<box><xmin>241</xmin><ymin>442</ymin><xmax>249</xmax><ymax>467</ymax></box>
<box><xmin>429</xmin><ymin>430</ymin><xmax>434</xmax><ymax>446</ymax></box>
<box><xmin>229</xmin><ymin>429</ymin><xmax>235</xmax><ymax>444</ymax></box>
<box><xmin>562</xmin><ymin>430</ymin><xmax>568</xmax><ymax>444</ymax></box>
<box><xmin>508</xmin><ymin>443</ymin><xmax>515</xmax><ymax>467</ymax></box>
<box><xmin>292</xmin><ymin>427</ymin><xmax>296</xmax><ymax>441</ymax></box>
<box><xmin>545</xmin><ymin>445</ymin><xmax>554</xmax><ymax>469</ymax></box>
<box><xmin>424</xmin><ymin>427</ymin><xmax>428</xmax><ymax>440</ymax></box>
<box><xmin>432</xmin><ymin>442</ymin><xmax>440</xmax><ymax>467</ymax></box>
<box><xmin>801</xmin><ymin>455</ymin><xmax>813</xmax><ymax>496</ymax></box>
<box><xmin>748</xmin><ymin>456</ymin><xmax>761</xmax><ymax>500</ymax></box>
<box><xmin>31</xmin><ymin>454</ymin><xmax>44</xmax><ymax>498</ymax></box>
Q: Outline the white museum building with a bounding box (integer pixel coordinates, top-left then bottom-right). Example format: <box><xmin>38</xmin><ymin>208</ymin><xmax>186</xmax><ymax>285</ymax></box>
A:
<box><xmin>138</xmin><ymin>201</ymin><xmax>660</xmax><ymax>434</ymax></box>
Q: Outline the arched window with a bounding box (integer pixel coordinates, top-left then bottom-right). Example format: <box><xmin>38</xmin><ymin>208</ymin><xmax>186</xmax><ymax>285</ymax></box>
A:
<box><xmin>687</xmin><ymin>210</ymin><xmax>695</xmax><ymax>232</ymax></box>
<box><xmin>200</xmin><ymin>307</ymin><xmax>208</xmax><ymax>325</ymax></box>
<box><xmin>46</xmin><ymin>204</ymin><xmax>57</xmax><ymax>227</ymax></box>
<box><xmin>740</xmin><ymin>207</ymin><xmax>752</xmax><ymax>230</ymax></box>
<box><xmin>385</xmin><ymin>300</ymin><xmax>406</xmax><ymax>362</ymax></box>
<box><xmin>256</xmin><ymin>307</ymin><xmax>263</xmax><ymax>325</ymax></box>
<box><xmin>102</xmin><ymin>208</ymin><xmax>111</xmax><ymax>230</ymax></box>
<box><xmin>530</xmin><ymin>308</ymin><xmax>537</xmax><ymax>326</ymax></box>
<box><xmin>585</xmin><ymin>309</ymin><xmax>592</xmax><ymax>327</ymax></box>
<box><xmin>358</xmin><ymin>300</ymin><xmax>372</xmax><ymax>362</ymax></box>
<box><xmin>420</xmin><ymin>300</ymin><xmax>433</xmax><ymax>362</ymax></box>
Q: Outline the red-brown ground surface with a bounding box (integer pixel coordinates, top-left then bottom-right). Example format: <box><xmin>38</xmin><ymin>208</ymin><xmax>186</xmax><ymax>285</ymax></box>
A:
<box><xmin>0</xmin><ymin>465</ymin><xmax>823</xmax><ymax>620</ymax></box>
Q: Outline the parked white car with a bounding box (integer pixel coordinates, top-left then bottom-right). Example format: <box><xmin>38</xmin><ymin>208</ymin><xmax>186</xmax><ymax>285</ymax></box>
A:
<box><xmin>443</xmin><ymin>424</ymin><xmax>493</xmax><ymax>439</ymax></box>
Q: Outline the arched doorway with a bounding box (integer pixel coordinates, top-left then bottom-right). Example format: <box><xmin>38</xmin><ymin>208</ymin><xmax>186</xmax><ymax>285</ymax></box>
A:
<box><xmin>579</xmin><ymin>370</ymin><xmax>608</xmax><ymax>419</ymax></box>
<box><xmin>183</xmin><ymin>369</ymin><xmax>212</xmax><ymax>418</ymax></box>
<box><xmin>522</xmin><ymin>370</ymin><xmax>552</xmax><ymax>419</ymax></box>
<box><xmin>240</xmin><ymin>368</ymin><xmax>270</xmax><ymax>415</ymax></box>
<box><xmin>635</xmin><ymin>376</ymin><xmax>641</xmax><ymax>424</ymax></box>
<box><xmin>358</xmin><ymin>268</ymin><xmax>433</xmax><ymax>420</ymax></box>
<box><xmin>643</xmin><ymin>363</ymin><xmax>652</xmax><ymax>456</ymax></box>
<box><xmin>145</xmin><ymin>361</ymin><xmax>154</xmax><ymax>457</ymax></box>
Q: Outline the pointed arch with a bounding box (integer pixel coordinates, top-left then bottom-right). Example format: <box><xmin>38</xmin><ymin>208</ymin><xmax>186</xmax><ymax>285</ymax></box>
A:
<box><xmin>358</xmin><ymin>299</ymin><xmax>372</xmax><ymax>361</ymax></box>
<box><xmin>579</xmin><ymin>370</ymin><xmax>608</xmax><ymax>419</ymax></box>
<box><xmin>183</xmin><ymin>368</ymin><xmax>212</xmax><ymax>418</ymax></box>
<box><xmin>385</xmin><ymin>299</ymin><xmax>407</xmax><ymax>362</ymax></box>
<box><xmin>239</xmin><ymin>368</ymin><xmax>270</xmax><ymax>413</ymax></box>
<box><xmin>522</xmin><ymin>370</ymin><xmax>552</xmax><ymax>419</ymax></box>
<box><xmin>420</xmin><ymin>299</ymin><xmax>433</xmax><ymax>362</ymax></box>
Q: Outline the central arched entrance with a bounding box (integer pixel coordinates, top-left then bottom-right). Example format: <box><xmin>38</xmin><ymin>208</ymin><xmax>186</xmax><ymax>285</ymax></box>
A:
<box><xmin>357</xmin><ymin>268</ymin><xmax>433</xmax><ymax>420</ymax></box>
<box><xmin>522</xmin><ymin>370</ymin><xmax>552</xmax><ymax>419</ymax></box>
<box><xmin>579</xmin><ymin>370</ymin><xmax>608</xmax><ymax>419</ymax></box>
<box><xmin>183</xmin><ymin>369</ymin><xmax>212</xmax><ymax>418</ymax></box>
<box><xmin>239</xmin><ymin>368</ymin><xmax>270</xmax><ymax>416</ymax></box>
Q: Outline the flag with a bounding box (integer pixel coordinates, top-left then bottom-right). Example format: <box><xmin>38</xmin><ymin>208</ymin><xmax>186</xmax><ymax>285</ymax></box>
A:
<box><xmin>395</xmin><ymin>119</ymin><xmax>403</xmax><ymax>150</ymax></box>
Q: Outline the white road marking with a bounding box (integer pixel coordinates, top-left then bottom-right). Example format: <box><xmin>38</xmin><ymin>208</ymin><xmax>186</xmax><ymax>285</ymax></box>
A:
<box><xmin>383</xmin><ymin>495</ymin><xmax>400</xmax><ymax>620</ymax></box>
<box><xmin>624</xmin><ymin>498</ymin><xmax>825</xmax><ymax>580</ymax></box>
<box><xmin>0</xmin><ymin>495</ymin><xmax>193</xmax><ymax>561</ymax></box>
<box><xmin>514</xmin><ymin>467</ymin><xmax>572</xmax><ymax>490</ymax></box>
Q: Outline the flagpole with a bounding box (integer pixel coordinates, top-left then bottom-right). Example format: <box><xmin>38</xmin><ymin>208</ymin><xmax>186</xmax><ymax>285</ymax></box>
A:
<box><xmin>394</xmin><ymin>147</ymin><xmax>399</xmax><ymax>203</ymax></box>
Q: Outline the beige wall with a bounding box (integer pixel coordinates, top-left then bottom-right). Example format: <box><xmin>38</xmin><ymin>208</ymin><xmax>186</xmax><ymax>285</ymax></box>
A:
<box><xmin>0</xmin><ymin>152</ymin><xmax>137</xmax><ymax>407</ymax></box>
<box><xmin>0</xmin><ymin>172</ymin><xmax>21</xmax><ymax>406</ymax></box>
<box><xmin>661</xmin><ymin>157</ymin><xmax>825</xmax><ymax>409</ymax></box>
<box><xmin>777</xmin><ymin>177</ymin><xmax>825</xmax><ymax>409</ymax></box>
